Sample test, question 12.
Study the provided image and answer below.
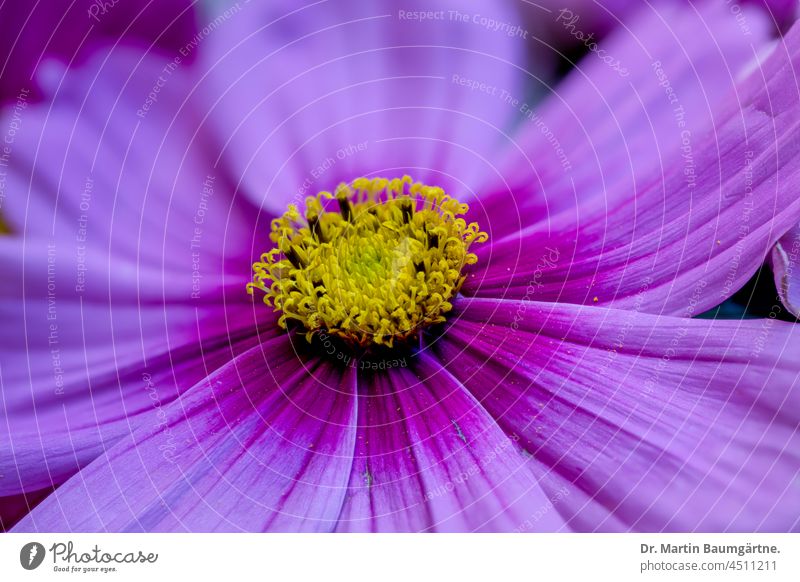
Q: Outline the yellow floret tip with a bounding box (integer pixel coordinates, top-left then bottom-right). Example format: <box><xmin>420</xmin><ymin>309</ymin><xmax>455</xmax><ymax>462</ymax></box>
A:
<box><xmin>247</xmin><ymin>176</ymin><xmax>487</xmax><ymax>347</ymax></box>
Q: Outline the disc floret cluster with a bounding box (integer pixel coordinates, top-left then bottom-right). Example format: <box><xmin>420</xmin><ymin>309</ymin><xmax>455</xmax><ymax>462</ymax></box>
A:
<box><xmin>247</xmin><ymin>176</ymin><xmax>488</xmax><ymax>347</ymax></box>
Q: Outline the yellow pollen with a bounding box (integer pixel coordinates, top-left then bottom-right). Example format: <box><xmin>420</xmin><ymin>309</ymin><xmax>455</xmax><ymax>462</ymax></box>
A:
<box><xmin>247</xmin><ymin>176</ymin><xmax>487</xmax><ymax>347</ymax></box>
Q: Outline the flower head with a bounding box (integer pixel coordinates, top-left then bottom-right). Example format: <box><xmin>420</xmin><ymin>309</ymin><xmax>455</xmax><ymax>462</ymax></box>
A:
<box><xmin>2</xmin><ymin>0</ymin><xmax>800</xmax><ymax>533</ymax></box>
<box><xmin>249</xmin><ymin>176</ymin><xmax>487</xmax><ymax>346</ymax></box>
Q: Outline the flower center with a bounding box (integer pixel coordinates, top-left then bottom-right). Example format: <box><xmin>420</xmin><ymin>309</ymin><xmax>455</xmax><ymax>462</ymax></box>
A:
<box><xmin>247</xmin><ymin>176</ymin><xmax>487</xmax><ymax>347</ymax></box>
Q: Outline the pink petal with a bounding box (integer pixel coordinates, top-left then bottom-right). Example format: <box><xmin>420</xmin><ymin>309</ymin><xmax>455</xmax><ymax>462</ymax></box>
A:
<box><xmin>336</xmin><ymin>355</ymin><xmax>566</xmax><ymax>532</ymax></box>
<box><xmin>468</xmin><ymin>21</ymin><xmax>800</xmax><ymax>316</ymax></box>
<box><xmin>196</xmin><ymin>0</ymin><xmax>535</xmax><ymax>214</ymax></box>
<box><xmin>12</xmin><ymin>337</ymin><xmax>358</xmax><ymax>532</ymax></box>
<box><xmin>432</xmin><ymin>297</ymin><xmax>800</xmax><ymax>531</ymax></box>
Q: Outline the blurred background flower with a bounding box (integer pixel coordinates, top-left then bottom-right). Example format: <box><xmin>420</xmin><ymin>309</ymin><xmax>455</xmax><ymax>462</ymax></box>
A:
<box><xmin>0</xmin><ymin>0</ymin><xmax>199</xmax><ymax>106</ymax></box>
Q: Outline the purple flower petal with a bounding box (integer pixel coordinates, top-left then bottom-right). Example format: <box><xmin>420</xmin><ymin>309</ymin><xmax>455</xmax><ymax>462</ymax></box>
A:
<box><xmin>12</xmin><ymin>337</ymin><xmax>358</xmax><ymax>532</ymax></box>
<box><xmin>195</xmin><ymin>0</ymin><xmax>534</xmax><ymax>214</ymax></box>
<box><xmin>336</xmin><ymin>355</ymin><xmax>565</xmax><ymax>532</ymax></box>
<box><xmin>0</xmin><ymin>488</ymin><xmax>53</xmax><ymax>532</ymax></box>
<box><xmin>433</xmin><ymin>297</ymin><xmax>800</xmax><ymax>531</ymax></box>
<box><xmin>0</xmin><ymin>42</ymin><xmax>281</xmax><ymax>498</ymax></box>
<box><xmin>0</xmin><ymin>321</ymin><xmax>266</xmax><ymax>497</ymax></box>
<box><xmin>475</xmin><ymin>0</ymin><xmax>778</xmax><ymax>239</ymax></box>
<box><xmin>0</xmin><ymin>234</ymin><xmax>273</xmax><ymax>495</ymax></box>
<box><xmin>467</xmin><ymin>21</ymin><xmax>800</xmax><ymax>316</ymax></box>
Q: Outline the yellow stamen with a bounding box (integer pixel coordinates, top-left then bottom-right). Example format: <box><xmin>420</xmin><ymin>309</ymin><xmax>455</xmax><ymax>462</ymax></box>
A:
<box><xmin>247</xmin><ymin>176</ymin><xmax>487</xmax><ymax>347</ymax></box>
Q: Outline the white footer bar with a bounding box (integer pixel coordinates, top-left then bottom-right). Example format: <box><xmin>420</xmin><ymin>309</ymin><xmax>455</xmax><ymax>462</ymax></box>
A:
<box><xmin>1</xmin><ymin>533</ymin><xmax>798</xmax><ymax>581</ymax></box>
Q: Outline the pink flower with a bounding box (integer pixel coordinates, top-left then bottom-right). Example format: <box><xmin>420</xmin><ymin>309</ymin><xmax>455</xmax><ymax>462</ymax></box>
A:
<box><xmin>2</xmin><ymin>0</ymin><xmax>800</xmax><ymax>532</ymax></box>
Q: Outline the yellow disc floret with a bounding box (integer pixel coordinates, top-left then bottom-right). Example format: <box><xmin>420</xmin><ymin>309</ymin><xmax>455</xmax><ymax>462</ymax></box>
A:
<box><xmin>247</xmin><ymin>176</ymin><xmax>487</xmax><ymax>347</ymax></box>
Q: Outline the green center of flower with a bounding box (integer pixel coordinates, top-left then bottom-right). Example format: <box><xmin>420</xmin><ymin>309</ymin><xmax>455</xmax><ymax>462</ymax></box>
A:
<box><xmin>247</xmin><ymin>176</ymin><xmax>487</xmax><ymax>347</ymax></box>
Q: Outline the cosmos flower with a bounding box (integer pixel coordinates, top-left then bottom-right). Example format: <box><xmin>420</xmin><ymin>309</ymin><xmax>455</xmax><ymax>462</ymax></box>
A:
<box><xmin>2</xmin><ymin>0</ymin><xmax>800</xmax><ymax>532</ymax></box>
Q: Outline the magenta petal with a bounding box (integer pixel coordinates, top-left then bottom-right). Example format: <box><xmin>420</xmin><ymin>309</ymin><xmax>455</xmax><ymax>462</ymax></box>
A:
<box><xmin>336</xmin><ymin>356</ymin><xmax>566</xmax><ymax>532</ymax></box>
<box><xmin>0</xmin><ymin>234</ymin><xmax>269</xmax><ymax>416</ymax></box>
<box><xmin>12</xmin><ymin>338</ymin><xmax>358</xmax><ymax>532</ymax></box>
<box><xmin>0</xmin><ymin>327</ymin><xmax>266</xmax><ymax>497</ymax></box>
<box><xmin>2</xmin><ymin>45</ymin><xmax>264</xmax><ymax>289</ymax></box>
<box><xmin>0</xmin><ymin>41</ymin><xmax>279</xmax><ymax>497</ymax></box>
<box><xmin>432</xmin><ymin>297</ymin><xmax>800</xmax><ymax>531</ymax></box>
<box><xmin>468</xmin><ymin>21</ymin><xmax>800</xmax><ymax>315</ymax></box>
<box><xmin>476</xmin><ymin>0</ymin><xmax>778</xmax><ymax>238</ymax></box>
<box><xmin>197</xmin><ymin>0</ymin><xmax>533</xmax><ymax>214</ymax></box>
<box><xmin>0</xmin><ymin>239</ymin><xmax>269</xmax><ymax>497</ymax></box>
